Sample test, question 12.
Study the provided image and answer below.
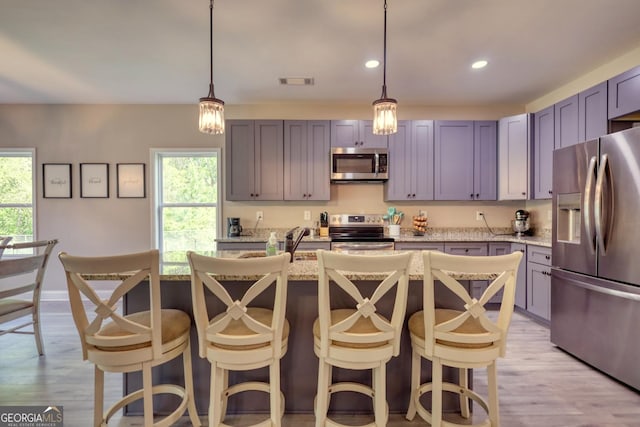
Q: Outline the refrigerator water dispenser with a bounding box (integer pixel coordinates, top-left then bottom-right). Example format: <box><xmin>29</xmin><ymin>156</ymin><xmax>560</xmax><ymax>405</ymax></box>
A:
<box><xmin>557</xmin><ymin>193</ymin><xmax>581</xmax><ymax>243</ymax></box>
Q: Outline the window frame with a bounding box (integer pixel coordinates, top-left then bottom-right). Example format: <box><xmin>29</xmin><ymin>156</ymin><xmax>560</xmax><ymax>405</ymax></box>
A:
<box><xmin>150</xmin><ymin>148</ymin><xmax>222</xmax><ymax>258</ymax></box>
<box><xmin>0</xmin><ymin>148</ymin><xmax>37</xmax><ymax>243</ymax></box>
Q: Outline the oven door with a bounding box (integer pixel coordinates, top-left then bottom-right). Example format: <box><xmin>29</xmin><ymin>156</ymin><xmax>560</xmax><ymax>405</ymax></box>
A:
<box><xmin>330</xmin><ymin>240</ymin><xmax>395</xmax><ymax>252</ymax></box>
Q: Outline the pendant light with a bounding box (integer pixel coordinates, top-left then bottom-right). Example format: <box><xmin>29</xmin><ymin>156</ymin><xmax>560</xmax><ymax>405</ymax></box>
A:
<box><xmin>199</xmin><ymin>0</ymin><xmax>225</xmax><ymax>135</ymax></box>
<box><xmin>372</xmin><ymin>0</ymin><xmax>397</xmax><ymax>135</ymax></box>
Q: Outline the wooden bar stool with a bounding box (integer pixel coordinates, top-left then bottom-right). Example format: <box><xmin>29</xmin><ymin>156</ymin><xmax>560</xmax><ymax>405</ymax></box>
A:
<box><xmin>187</xmin><ymin>251</ymin><xmax>291</xmax><ymax>427</ymax></box>
<box><xmin>314</xmin><ymin>249</ymin><xmax>412</xmax><ymax>427</ymax></box>
<box><xmin>59</xmin><ymin>249</ymin><xmax>200</xmax><ymax>427</ymax></box>
<box><xmin>405</xmin><ymin>250</ymin><xmax>523</xmax><ymax>427</ymax></box>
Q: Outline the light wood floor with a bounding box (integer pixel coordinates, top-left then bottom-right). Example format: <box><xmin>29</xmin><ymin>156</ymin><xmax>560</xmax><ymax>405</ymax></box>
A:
<box><xmin>2</xmin><ymin>304</ymin><xmax>640</xmax><ymax>427</ymax></box>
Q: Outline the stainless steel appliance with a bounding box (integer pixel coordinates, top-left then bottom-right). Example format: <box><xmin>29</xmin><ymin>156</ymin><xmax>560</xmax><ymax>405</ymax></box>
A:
<box><xmin>330</xmin><ymin>147</ymin><xmax>389</xmax><ymax>182</ymax></box>
<box><xmin>227</xmin><ymin>217</ymin><xmax>242</xmax><ymax>237</ymax></box>
<box><xmin>551</xmin><ymin>126</ymin><xmax>640</xmax><ymax>390</ymax></box>
<box><xmin>329</xmin><ymin>214</ymin><xmax>395</xmax><ymax>251</ymax></box>
<box><xmin>512</xmin><ymin>209</ymin><xmax>530</xmax><ymax>236</ymax></box>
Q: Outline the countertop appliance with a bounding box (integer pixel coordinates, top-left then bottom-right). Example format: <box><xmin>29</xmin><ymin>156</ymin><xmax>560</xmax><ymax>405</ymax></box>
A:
<box><xmin>512</xmin><ymin>209</ymin><xmax>530</xmax><ymax>236</ymax></box>
<box><xmin>227</xmin><ymin>217</ymin><xmax>242</xmax><ymax>237</ymax></box>
<box><xmin>330</xmin><ymin>147</ymin><xmax>388</xmax><ymax>183</ymax></box>
<box><xmin>329</xmin><ymin>214</ymin><xmax>395</xmax><ymax>251</ymax></box>
<box><xmin>551</xmin><ymin>126</ymin><xmax>640</xmax><ymax>390</ymax></box>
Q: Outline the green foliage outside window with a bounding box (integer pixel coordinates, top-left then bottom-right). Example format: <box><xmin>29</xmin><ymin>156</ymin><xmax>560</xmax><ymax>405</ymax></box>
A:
<box><xmin>0</xmin><ymin>156</ymin><xmax>33</xmax><ymax>239</ymax></box>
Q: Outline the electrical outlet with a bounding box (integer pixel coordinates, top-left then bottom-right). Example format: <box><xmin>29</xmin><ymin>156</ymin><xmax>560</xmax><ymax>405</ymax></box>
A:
<box><xmin>303</xmin><ymin>210</ymin><xmax>311</xmax><ymax>221</ymax></box>
<box><xmin>419</xmin><ymin>210</ymin><xmax>427</xmax><ymax>217</ymax></box>
<box><xmin>476</xmin><ymin>211</ymin><xmax>484</xmax><ymax>221</ymax></box>
<box><xmin>256</xmin><ymin>211</ymin><xmax>263</xmax><ymax>221</ymax></box>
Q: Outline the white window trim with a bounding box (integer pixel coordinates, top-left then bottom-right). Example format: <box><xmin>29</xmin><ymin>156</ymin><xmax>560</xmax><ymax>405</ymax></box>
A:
<box><xmin>0</xmin><ymin>148</ymin><xmax>37</xmax><ymax>241</ymax></box>
<box><xmin>150</xmin><ymin>148</ymin><xmax>222</xmax><ymax>251</ymax></box>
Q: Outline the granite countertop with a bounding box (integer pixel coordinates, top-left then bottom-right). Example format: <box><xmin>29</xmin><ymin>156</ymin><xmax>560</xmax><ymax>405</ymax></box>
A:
<box><xmin>216</xmin><ymin>227</ymin><xmax>551</xmax><ymax>248</ymax></box>
<box><xmin>86</xmin><ymin>249</ymin><xmax>501</xmax><ymax>282</ymax></box>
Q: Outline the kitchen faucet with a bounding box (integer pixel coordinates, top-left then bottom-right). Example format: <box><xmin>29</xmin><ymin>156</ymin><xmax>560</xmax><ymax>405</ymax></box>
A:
<box><xmin>285</xmin><ymin>226</ymin><xmax>310</xmax><ymax>262</ymax></box>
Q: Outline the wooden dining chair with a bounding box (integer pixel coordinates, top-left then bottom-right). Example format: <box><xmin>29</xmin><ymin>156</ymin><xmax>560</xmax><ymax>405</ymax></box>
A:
<box><xmin>405</xmin><ymin>250</ymin><xmax>523</xmax><ymax>427</ymax></box>
<box><xmin>314</xmin><ymin>249</ymin><xmax>412</xmax><ymax>427</ymax></box>
<box><xmin>0</xmin><ymin>239</ymin><xmax>57</xmax><ymax>355</ymax></box>
<box><xmin>187</xmin><ymin>251</ymin><xmax>291</xmax><ymax>427</ymax></box>
<box><xmin>0</xmin><ymin>236</ymin><xmax>13</xmax><ymax>259</ymax></box>
<box><xmin>59</xmin><ymin>249</ymin><xmax>200</xmax><ymax>427</ymax></box>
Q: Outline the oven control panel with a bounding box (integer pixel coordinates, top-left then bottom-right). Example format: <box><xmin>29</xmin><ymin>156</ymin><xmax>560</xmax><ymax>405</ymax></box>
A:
<box><xmin>330</xmin><ymin>214</ymin><xmax>384</xmax><ymax>226</ymax></box>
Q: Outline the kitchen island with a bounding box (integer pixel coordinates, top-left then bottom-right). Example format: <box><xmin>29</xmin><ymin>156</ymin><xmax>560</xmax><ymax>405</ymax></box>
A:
<box><xmin>120</xmin><ymin>250</ymin><xmax>498</xmax><ymax>416</ymax></box>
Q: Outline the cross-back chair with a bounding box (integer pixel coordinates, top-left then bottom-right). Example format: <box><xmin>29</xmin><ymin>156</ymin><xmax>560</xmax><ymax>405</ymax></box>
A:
<box><xmin>58</xmin><ymin>249</ymin><xmax>200</xmax><ymax>427</ymax></box>
<box><xmin>0</xmin><ymin>239</ymin><xmax>57</xmax><ymax>355</ymax></box>
<box><xmin>314</xmin><ymin>249</ymin><xmax>412</xmax><ymax>427</ymax></box>
<box><xmin>405</xmin><ymin>250</ymin><xmax>523</xmax><ymax>427</ymax></box>
<box><xmin>0</xmin><ymin>236</ymin><xmax>13</xmax><ymax>258</ymax></box>
<box><xmin>187</xmin><ymin>251</ymin><xmax>291</xmax><ymax>427</ymax></box>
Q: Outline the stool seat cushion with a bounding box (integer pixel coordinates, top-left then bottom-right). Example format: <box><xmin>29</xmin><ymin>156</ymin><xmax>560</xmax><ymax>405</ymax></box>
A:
<box><xmin>408</xmin><ymin>308</ymin><xmax>492</xmax><ymax>349</ymax></box>
<box><xmin>209</xmin><ymin>307</ymin><xmax>290</xmax><ymax>350</ymax></box>
<box><xmin>313</xmin><ymin>308</ymin><xmax>391</xmax><ymax>349</ymax></box>
<box><xmin>95</xmin><ymin>309</ymin><xmax>190</xmax><ymax>351</ymax></box>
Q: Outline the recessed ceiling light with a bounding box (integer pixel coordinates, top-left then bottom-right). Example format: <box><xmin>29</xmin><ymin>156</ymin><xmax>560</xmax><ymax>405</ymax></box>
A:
<box><xmin>365</xmin><ymin>60</ymin><xmax>380</xmax><ymax>69</ymax></box>
<box><xmin>471</xmin><ymin>60</ymin><xmax>488</xmax><ymax>69</ymax></box>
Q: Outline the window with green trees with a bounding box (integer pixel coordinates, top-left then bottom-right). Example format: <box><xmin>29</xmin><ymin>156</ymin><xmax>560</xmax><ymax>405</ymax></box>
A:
<box><xmin>0</xmin><ymin>150</ymin><xmax>35</xmax><ymax>242</ymax></box>
<box><xmin>154</xmin><ymin>149</ymin><xmax>220</xmax><ymax>269</ymax></box>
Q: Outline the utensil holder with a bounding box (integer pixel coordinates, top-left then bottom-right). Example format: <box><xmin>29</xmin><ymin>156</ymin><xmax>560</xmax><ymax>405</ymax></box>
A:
<box><xmin>388</xmin><ymin>225</ymin><xmax>400</xmax><ymax>236</ymax></box>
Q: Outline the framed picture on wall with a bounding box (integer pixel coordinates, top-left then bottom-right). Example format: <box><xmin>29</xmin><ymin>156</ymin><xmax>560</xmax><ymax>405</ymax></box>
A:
<box><xmin>80</xmin><ymin>163</ymin><xmax>109</xmax><ymax>198</ymax></box>
<box><xmin>117</xmin><ymin>163</ymin><xmax>146</xmax><ymax>198</ymax></box>
<box><xmin>43</xmin><ymin>163</ymin><xmax>72</xmax><ymax>198</ymax></box>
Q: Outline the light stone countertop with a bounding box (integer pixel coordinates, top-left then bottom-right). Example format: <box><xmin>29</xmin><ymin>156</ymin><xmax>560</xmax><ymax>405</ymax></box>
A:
<box><xmin>87</xmin><ymin>250</ymin><xmax>501</xmax><ymax>282</ymax></box>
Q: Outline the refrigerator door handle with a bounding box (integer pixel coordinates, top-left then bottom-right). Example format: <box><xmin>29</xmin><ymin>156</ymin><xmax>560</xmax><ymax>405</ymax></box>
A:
<box><xmin>583</xmin><ymin>156</ymin><xmax>597</xmax><ymax>254</ymax></box>
<box><xmin>594</xmin><ymin>154</ymin><xmax>610</xmax><ymax>255</ymax></box>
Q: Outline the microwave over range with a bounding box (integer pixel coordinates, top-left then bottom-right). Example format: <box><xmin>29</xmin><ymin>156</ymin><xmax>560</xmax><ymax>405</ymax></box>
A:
<box><xmin>330</xmin><ymin>147</ymin><xmax>389</xmax><ymax>183</ymax></box>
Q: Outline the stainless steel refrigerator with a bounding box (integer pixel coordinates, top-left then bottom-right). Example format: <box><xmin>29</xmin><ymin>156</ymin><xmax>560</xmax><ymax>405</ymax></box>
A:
<box><xmin>552</xmin><ymin>126</ymin><xmax>640</xmax><ymax>391</ymax></box>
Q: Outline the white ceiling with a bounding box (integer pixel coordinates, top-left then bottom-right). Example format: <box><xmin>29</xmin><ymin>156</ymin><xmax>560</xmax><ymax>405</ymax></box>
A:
<box><xmin>1</xmin><ymin>0</ymin><xmax>640</xmax><ymax>106</ymax></box>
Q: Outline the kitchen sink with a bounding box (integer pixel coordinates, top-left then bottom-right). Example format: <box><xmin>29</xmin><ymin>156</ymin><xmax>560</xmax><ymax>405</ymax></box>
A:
<box><xmin>238</xmin><ymin>251</ymin><xmax>317</xmax><ymax>261</ymax></box>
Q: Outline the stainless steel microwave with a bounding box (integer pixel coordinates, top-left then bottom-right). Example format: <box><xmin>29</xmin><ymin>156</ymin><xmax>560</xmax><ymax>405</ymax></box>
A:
<box><xmin>330</xmin><ymin>147</ymin><xmax>389</xmax><ymax>182</ymax></box>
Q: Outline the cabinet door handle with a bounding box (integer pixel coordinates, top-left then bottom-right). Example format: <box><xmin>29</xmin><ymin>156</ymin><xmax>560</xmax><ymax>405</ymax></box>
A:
<box><xmin>412</xmin><ymin>194</ymin><xmax>416</xmax><ymax>198</ymax></box>
<box><xmin>470</xmin><ymin>194</ymin><xmax>474</xmax><ymax>199</ymax></box>
<box><xmin>545</xmin><ymin>255</ymin><xmax>550</xmax><ymax>260</ymax></box>
<box><xmin>522</xmin><ymin>192</ymin><xmax>526</xmax><ymax>196</ymax></box>
<box><xmin>476</xmin><ymin>193</ymin><xmax>479</xmax><ymax>198</ymax></box>
<box><xmin>308</xmin><ymin>193</ymin><xmax>311</xmax><ymax>198</ymax></box>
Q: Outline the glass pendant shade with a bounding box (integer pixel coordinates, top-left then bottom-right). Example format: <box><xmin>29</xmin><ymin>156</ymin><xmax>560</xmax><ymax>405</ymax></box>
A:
<box><xmin>372</xmin><ymin>97</ymin><xmax>397</xmax><ymax>135</ymax></box>
<box><xmin>199</xmin><ymin>93</ymin><xmax>225</xmax><ymax>135</ymax></box>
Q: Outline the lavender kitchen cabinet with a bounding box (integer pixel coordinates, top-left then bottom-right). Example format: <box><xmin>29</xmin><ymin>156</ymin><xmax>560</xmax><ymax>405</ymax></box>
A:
<box><xmin>555</xmin><ymin>94</ymin><xmax>579</xmax><ymax>148</ymax></box>
<box><xmin>498</xmin><ymin>113</ymin><xmax>530</xmax><ymax>200</ymax></box>
<box><xmin>226</xmin><ymin>120</ymin><xmax>284</xmax><ymax>201</ymax></box>
<box><xmin>434</xmin><ymin>121</ymin><xmax>474</xmax><ymax>200</ymax></box>
<box><xmin>608</xmin><ymin>64</ymin><xmax>640</xmax><ymax>119</ymax></box>
<box><xmin>526</xmin><ymin>245</ymin><xmax>552</xmax><ymax>322</ymax></box>
<box><xmin>473</xmin><ymin>121</ymin><xmax>497</xmax><ymax>200</ymax></box>
<box><xmin>579</xmin><ymin>81</ymin><xmax>608</xmax><ymax>141</ymax></box>
<box><xmin>284</xmin><ymin>120</ymin><xmax>330</xmax><ymax>201</ymax></box>
<box><xmin>384</xmin><ymin>120</ymin><xmax>434</xmax><ymax>201</ymax></box>
<box><xmin>330</xmin><ymin>120</ymin><xmax>388</xmax><ymax>148</ymax></box>
<box><xmin>533</xmin><ymin>105</ymin><xmax>555</xmax><ymax>199</ymax></box>
<box><xmin>434</xmin><ymin>120</ymin><xmax>497</xmax><ymax>201</ymax></box>
<box><xmin>511</xmin><ymin>243</ymin><xmax>527</xmax><ymax>309</ymax></box>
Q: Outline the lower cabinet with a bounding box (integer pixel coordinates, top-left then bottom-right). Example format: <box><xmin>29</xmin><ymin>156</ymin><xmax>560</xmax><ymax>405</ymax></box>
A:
<box><xmin>394</xmin><ymin>242</ymin><xmax>444</xmax><ymax>252</ymax></box>
<box><xmin>217</xmin><ymin>240</ymin><xmax>331</xmax><ymax>252</ymax></box>
<box><xmin>526</xmin><ymin>245</ymin><xmax>552</xmax><ymax>321</ymax></box>
<box><xmin>511</xmin><ymin>243</ymin><xmax>527</xmax><ymax>309</ymax></box>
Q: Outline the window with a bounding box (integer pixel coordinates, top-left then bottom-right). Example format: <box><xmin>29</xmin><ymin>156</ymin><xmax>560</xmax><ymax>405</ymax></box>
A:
<box><xmin>152</xmin><ymin>149</ymin><xmax>220</xmax><ymax>270</ymax></box>
<box><xmin>0</xmin><ymin>149</ymin><xmax>35</xmax><ymax>243</ymax></box>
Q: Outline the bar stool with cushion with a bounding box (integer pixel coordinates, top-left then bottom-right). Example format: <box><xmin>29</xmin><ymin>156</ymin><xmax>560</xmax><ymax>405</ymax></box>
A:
<box><xmin>405</xmin><ymin>250</ymin><xmax>523</xmax><ymax>427</ymax></box>
<box><xmin>187</xmin><ymin>251</ymin><xmax>291</xmax><ymax>427</ymax></box>
<box><xmin>314</xmin><ymin>249</ymin><xmax>412</xmax><ymax>427</ymax></box>
<box><xmin>0</xmin><ymin>239</ymin><xmax>57</xmax><ymax>355</ymax></box>
<box><xmin>59</xmin><ymin>249</ymin><xmax>200</xmax><ymax>427</ymax></box>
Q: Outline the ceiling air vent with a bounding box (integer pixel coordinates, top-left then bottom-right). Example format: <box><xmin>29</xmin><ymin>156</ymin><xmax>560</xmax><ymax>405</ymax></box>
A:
<box><xmin>279</xmin><ymin>77</ymin><xmax>314</xmax><ymax>86</ymax></box>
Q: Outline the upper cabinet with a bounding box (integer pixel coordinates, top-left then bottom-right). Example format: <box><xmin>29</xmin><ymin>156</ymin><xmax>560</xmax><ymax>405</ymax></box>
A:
<box><xmin>555</xmin><ymin>94</ymin><xmax>579</xmax><ymax>148</ymax></box>
<box><xmin>226</xmin><ymin>120</ymin><xmax>284</xmax><ymax>201</ymax></box>
<box><xmin>608</xmin><ymin>64</ymin><xmax>640</xmax><ymax>119</ymax></box>
<box><xmin>579</xmin><ymin>81</ymin><xmax>608</xmax><ymax>141</ymax></box>
<box><xmin>433</xmin><ymin>121</ymin><xmax>496</xmax><ymax>201</ymax></box>
<box><xmin>330</xmin><ymin>120</ymin><xmax>388</xmax><ymax>148</ymax></box>
<box><xmin>384</xmin><ymin>120</ymin><xmax>434</xmax><ymax>201</ymax></box>
<box><xmin>533</xmin><ymin>105</ymin><xmax>555</xmax><ymax>199</ymax></box>
<box><xmin>498</xmin><ymin>113</ymin><xmax>530</xmax><ymax>200</ymax></box>
<box><xmin>284</xmin><ymin>120</ymin><xmax>330</xmax><ymax>201</ymax></box>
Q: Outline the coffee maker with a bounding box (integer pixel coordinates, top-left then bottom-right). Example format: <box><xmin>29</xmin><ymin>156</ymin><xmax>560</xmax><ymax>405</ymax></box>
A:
<box><xmin>512</xmin><ymin>209</ymin><xmax>530</xmax><ymax>236</ymax></box>
<box><xmin>227</xmin><ymin>217</ymin><xmax>243</xmax><ymax>237</ymax></box>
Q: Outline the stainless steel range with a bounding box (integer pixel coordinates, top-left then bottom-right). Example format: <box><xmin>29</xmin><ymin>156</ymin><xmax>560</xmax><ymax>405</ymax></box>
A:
<box><xmin>329</xmin><ymin>214</ymin><xmax>395</xmax><ymax>251</ymax></box>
